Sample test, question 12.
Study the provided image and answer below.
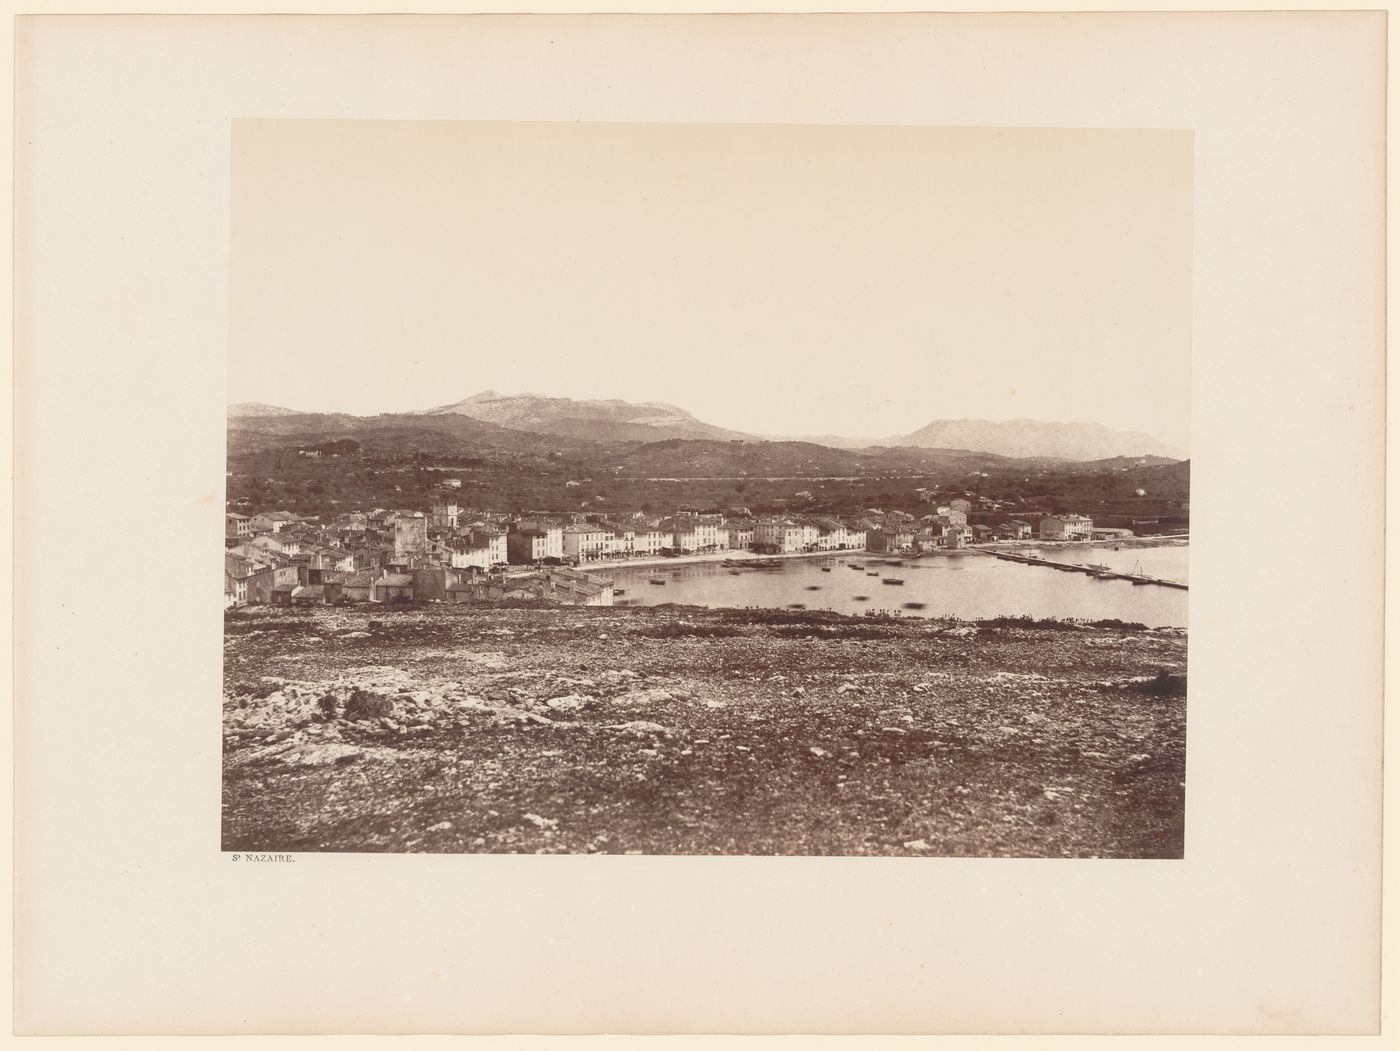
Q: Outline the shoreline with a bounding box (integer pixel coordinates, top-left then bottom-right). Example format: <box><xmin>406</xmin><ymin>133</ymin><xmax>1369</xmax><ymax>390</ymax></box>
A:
<box><xmin>970</xmin><ymin>535</ymin><xmax>1190</xmax><ymax>553</ymax></box>
<box><xmin>577</xmin><ymin>548</ymin><xmax>864</xmax><ymax>574</ymax></box>
<box><xmin>558</xmin><ymin>535</ymin><xmax>1190</xmax><ymax>577</ymax></box>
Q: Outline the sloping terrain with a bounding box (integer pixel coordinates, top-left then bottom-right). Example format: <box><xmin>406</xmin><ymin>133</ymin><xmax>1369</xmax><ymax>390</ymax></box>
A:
<box><xmin>223</xmin><ymin>605</ymin><xmax>1187</xmax><ymax>857</ymax></box>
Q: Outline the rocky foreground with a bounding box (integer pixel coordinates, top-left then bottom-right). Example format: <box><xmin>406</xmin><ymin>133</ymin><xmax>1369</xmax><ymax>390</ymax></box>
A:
<box><xmin>223</xmin><ymin>604</ymin><xmax>1187</xmax><ymax>857</ymax></box>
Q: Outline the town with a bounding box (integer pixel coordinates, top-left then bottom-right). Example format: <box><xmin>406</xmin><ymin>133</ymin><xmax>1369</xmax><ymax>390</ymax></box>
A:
<box><xmin>224</xmin><ymin>495</ymin><xmax>1151</xmax><ymax>608</ymax></box>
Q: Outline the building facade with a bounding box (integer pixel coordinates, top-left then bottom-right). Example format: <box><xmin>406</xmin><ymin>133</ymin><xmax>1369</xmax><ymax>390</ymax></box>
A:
<box><xmin>393</xmin><ymin>513</ymin><xmax>428</xmax><ymax>561</ymax></box>
<box><xmin>1039</xmin><ymin>514</ymin><xmax>1094</xmax><ymax>541</ymax></box>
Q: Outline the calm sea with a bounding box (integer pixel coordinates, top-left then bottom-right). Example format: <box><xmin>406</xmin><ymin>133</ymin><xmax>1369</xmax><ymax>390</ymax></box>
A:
<box><xmin>606</xmin><ymin>542</ymin><xmax>1189</xmax><ymax>628</ymax></box>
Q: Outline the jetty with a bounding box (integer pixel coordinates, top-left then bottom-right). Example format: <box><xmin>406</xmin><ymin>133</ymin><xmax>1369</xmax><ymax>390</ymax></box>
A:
<box><xmin>983</xmin><ymin>550</ymin><xmax>1188</xmax><ymax>590</ymax></box>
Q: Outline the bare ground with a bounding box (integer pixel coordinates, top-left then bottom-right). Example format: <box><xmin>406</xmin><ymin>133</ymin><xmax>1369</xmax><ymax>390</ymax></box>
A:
<box><xmin>222</xmin><ymin>604</ymin><xmax>1187</xmax><ymax>857</ymax></box>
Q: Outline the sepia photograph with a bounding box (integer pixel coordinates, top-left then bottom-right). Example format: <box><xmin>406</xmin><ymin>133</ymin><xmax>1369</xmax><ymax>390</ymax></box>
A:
<box><xmin>14</xmin><ymin>5</ymin><xmax>1387</xmax><ymax>1035</ymax></box>
<box><xmin>221</xmin><ymin>118</ymin><xmax>1191</xmax><ymax>857</ymax></box>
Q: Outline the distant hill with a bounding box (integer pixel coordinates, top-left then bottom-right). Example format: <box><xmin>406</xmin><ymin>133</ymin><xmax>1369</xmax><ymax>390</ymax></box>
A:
<box><xmin>420</xmin><ymin>390</ymin><xmax>753</xmax><ymax>443</ymax></box>
<box><xmin>1074</xmin><ymin>454</ymin><xmax>1184</xmax><ymax>471</ymax></box>
<box><xmin>226</xmin><ymin>409</ymin><xmax>590</xmax><ymax>459</ymax></box>
<box><xmin>228</xmin><ymin>401</ymin><xmax>301</xmax><ymax>418</ymax></box>
<box><xmin>760</xmin><ymin>433</ymin><xmax>887</xmax><ymax>450</ymax></box>
<box><xmin>611</xmin><ymin>438</ymin><xmax>1019</xmax><ymax>478</ymax></box>
<box><xmin>896</xmin><ymin>418</ymin><xmax>1186</xmax><ymax>462</ymax></box>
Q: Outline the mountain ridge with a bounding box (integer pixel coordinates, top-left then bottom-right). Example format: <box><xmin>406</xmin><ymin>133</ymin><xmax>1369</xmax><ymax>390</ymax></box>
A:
<box><xmin>229</xmin><ymin>393</ymin><xmax>1186</xmax><ymax>462</ymax></box>
<box><xmin>228</xmin><ymin>401</ymin><xmax>301</xmax><ymax>418</ymax></box>
<box><xmin>418</xmin><ymin>390</ymin><xmax>753</xmax><ymax>443</ymax></box>
<box><xmin>896</xmin><ymin>417</ymin><xmax>1186</xmax><ymax>461</ymax></box>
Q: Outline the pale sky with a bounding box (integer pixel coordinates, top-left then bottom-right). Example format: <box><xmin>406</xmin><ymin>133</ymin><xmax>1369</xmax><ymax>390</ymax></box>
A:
<box><xmin>230</xmin><ymin>120</ymin><xmax>1191</xmax><ymax>447</ymax></box>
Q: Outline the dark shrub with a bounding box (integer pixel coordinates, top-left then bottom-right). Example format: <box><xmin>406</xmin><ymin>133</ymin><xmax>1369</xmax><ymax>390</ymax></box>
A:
<box><xmin>1139</xmin><ymin>670</ymin><xmax>1187</xmax><ymax>697</ymax></box>
<box><xmin>975</xmin><ymin>615</ymin><xmax>1080</xmax><ymax>632</ymax></box>
<box><xmin>344</xmin><ymin>688</ymin><xmax>394</xmax><ymax>720</ymax></box>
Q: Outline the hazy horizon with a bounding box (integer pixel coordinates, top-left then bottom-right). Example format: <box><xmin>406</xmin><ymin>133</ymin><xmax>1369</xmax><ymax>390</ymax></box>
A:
<box><xmin>230</xmin><ymin>120</ymin><xmax>1191</xmax><ymax>449</ymax></box>
<box><xmin>227</xmin><ymin>389</ymin><xmax>1187</xmax><ymax>452</ymax></box>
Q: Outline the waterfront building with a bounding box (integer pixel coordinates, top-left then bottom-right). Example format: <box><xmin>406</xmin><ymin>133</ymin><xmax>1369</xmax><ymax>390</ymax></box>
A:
<box><xmin>563</xmin><ymin>524</ymin><xmax>610</xmax><ymax>562</ymax></box>
<box><xmin>726</xmin><ymin>521</ymin><xmax>755</xmax><ymax>551</ymax></box>
<box><xmin>634</xmin><ymin>528</ymin><xmax>670</xmax><ymax>557</ymax></box>
<box><xmin>507</xmin><ymin>525</ymin><xmax>564</xmax><ymax>564</ymax></box>
<box><xmin>1091</xmin><ymin>527</ymin><xmax>1135</xmax><ymax>540</ymax></box>
<box><xmin>867</xmin><ymin>526</ymin><xmax>914</xmax><ymax>554</ymax></box>
<box><xmin>945</xmin><ymin>524</ymin><xmax>974</xmax><ymax>549</ymax></box>
<box><xmin>1039</xmin><ymin>514</ymin><xmax>1094</xmax><ymax>541</ymax></box>
<box><xmin>754</xmin><ymin>518</ymin><xmax>806</xmax><ymax>554</ymax></box>
<box><xmin>665</xmin><ymin>516</ymin><xmax>721</xmax><ymax>553</ymax></box>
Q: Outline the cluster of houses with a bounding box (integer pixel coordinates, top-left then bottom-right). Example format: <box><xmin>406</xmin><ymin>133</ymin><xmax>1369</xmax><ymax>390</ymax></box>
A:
<box><xmin>224</xmin><ymin>500</ymin><xmax>1111</xmax><ymax>608</ymax></box>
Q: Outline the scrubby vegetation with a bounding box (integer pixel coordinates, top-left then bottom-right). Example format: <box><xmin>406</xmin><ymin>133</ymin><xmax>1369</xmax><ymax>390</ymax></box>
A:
<box><xmin>224</xmin><ymin>604</ymin><xmax>1187</xmax><ymax>858</ymax></box>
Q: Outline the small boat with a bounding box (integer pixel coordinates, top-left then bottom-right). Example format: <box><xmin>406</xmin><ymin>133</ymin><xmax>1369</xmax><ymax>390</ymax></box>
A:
<box><xmin>804</xmin><ymin>585</ymin><xmax>822</xmax><ymax>591</ymax></box>
<box><xmin>902</xmin><ymin>602</ymin><xmax>928</xmax><ymax>610</ymax></box>
<box><xmin>849</xmin><ymin>564</ymin><xmax>864</xmax><ymax>571</ymax></box>
<box><xmin>882</xmin><ymin>578</ymin><xmax>905</xmax><ymax>586</ymax></box>
<box><xmin>853</xmin><ymin>595</ymin><xmax>869</xmax><ymax>602</ymax></box>
<box><xmin>614</xmin><ymin>588</ymin><xmax>626</xmax><ymax>596</ymax></box>
<box><xmin>885</xmin><ymin>560</ymin><xmax>904</xmax><ymax>566</ymax></box>
<box><xmin>648</xmin><ymin>577</ymin><xmax>666</xmax><ymax>585</ymax></box>
<box><xmin>787</xmin><ymin>603</ymin><xmax>807</xmax><ymax>609</ymax></box>
<box><xmin>728</xmin><ymin>569</ymin><xmax>741</xmax><ymax>575</ymax></box>
<box><xmin>866</xmin><ymin>571</ymin><xmax>880</xmax><ymax>576</ymax></box>
<box><xmin>821</xmin><ymin>567</ymin><xmax>832</xmax><ymax>573</ymax></box>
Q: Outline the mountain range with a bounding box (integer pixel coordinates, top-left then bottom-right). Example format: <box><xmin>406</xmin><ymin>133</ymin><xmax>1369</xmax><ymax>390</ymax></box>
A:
<box><xmin>419</xmin><ymin>390</ymin><xmax>749</xmax><ymax>443</ymax></box>
<box><xmin>229</xmin><ymin>392</ymin><xmax>1186</xmax><ymax>462</ymax></box>
<box><xmin>896</xmin><ymin>418</ymin><xmax>1185</xmax><ymax>462</ymax></box>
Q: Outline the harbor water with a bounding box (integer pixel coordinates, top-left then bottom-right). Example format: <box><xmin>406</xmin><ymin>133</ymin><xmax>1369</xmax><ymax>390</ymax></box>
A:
<box><xmin>606</xmin><ymin>541</ymin><xmax>1189</xmax><ymax>628</ymax></box>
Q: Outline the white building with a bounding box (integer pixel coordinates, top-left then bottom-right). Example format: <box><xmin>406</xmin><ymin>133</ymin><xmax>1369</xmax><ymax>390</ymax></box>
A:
<box><xmin>634</xmin><ymin>528</ymin><xmax>669</xmax><ymax>557</ymax></box>
<box><xmin>754</xmin><ymin>518</ymin><xmax>806</xmax><ymax>554</ymax></box>
<box><xmin>1039</xmin><ymin>514</ymin><xmax>1094</xmax><ymax>541</ymax></box>
<box><xmin>563</xmin><ymin>524</ymin><xmax>610</xmax><ymax>562</ymax></box>
<box><xmin>507</xmin><ymin>525</ymin><xmax>564</xmax><ymax>563</ymax></box>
